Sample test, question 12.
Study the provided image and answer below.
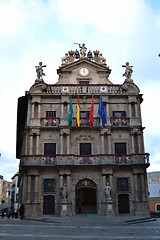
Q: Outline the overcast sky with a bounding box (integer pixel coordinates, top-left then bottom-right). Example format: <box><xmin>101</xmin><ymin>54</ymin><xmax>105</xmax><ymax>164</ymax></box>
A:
<box><xmin>0</xmin><ymin>0</ymin><xmax>160</xmax><ymax>181</ymax></box>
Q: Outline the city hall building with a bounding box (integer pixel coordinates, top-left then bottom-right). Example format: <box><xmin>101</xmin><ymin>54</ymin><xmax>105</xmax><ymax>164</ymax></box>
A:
<box><xmin>16</xmin><ymin>44</ymin><xmax>150</xmax><ymax>218</ymax></box>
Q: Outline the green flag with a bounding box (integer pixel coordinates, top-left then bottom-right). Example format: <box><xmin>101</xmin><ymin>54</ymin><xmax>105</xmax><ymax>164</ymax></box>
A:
<box><xmin>68</xmin><ymin>97</ymin><xmax>73</xmax><ymax>128</ymax></box>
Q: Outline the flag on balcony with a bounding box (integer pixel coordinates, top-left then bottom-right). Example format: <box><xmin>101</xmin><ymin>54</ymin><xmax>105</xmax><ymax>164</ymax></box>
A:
<box><xmin>67</xmin><ymin>97</ymin><xmax>73</xmax><ymax>128</ymax></box>
<box><xmin>89</xmin><ymin>96</ymin><xmax>94</xmax><ymax>128</ymax></box>
<box><xmin>98</xmin><ymin>96</ymin><xmax>107</xmax><ymax>127</ymax></box>
<box><xmin>76</xmin><ymin>97</ymin><xmax>80</xmax><ymax>128</ymax></box>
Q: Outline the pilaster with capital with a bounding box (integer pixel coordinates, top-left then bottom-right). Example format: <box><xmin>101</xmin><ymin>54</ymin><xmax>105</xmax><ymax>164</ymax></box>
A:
<box><xmin>37</xmin><ymin>103</ymin><xmax>41</xmax><ymax>118</ymax></box>
<box><xmin>31</xmin><ymin>103</ymin><xmax>34</xmax><ymax>118</ymax></box>
<box><xmin>27</xmin><ymin>175</ymin><xmax>31</xmax><ymax>203</ymax></box>
<box><xmin>29</xmin><ymin>134</ymin><xmax>33</xmax><ymax>155</ymax></box>
<box><xmin>133</xmin><ymin>174</ymin><xmax>138</xmax><ymax>201</ymax></box>
<box><xmin>35</xmin><ymin>175</ymin><xmax>39</xmax><ymax>202</ymax></box>
<box><xmin>36</xmin><ymin>134</ymin><xmax>40</xmax><ymax>155</ymax></box>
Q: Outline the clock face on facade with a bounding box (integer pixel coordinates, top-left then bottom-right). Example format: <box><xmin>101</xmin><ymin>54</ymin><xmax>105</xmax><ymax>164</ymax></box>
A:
<box><xmin>79</xmin><ymin>67</ymin><xmax>89</xmax><ymax>76</ymax></box>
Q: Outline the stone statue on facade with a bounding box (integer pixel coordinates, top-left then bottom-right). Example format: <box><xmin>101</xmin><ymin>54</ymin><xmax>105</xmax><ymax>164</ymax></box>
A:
<box><xmin>35</xmin><ymin>62</ymin><xmax>46</xmax><ymax>80</ymax></box>
<box><xmin>122</xmin><ymin>62</ymin><xmax>133</xmax><ymax>80</ymax></box>
<box><xmin>60</xmin><ymin>185</ymin><xmax>68</xmax><ymax>200</ymax></box>
<box><xmin>104</xmin><ymin>182</ymin><xmax>111</xmax><ymax>200</ymax></box>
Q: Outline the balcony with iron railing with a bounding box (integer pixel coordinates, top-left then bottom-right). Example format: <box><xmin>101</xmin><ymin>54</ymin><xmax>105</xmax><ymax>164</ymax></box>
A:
<box><xmin>110</xmin><ymin>117</ymin><xmax>130</xmax><ymax>126</ymax></box>
<box><xmin>29</xmin><ymin>116</ymin><xmax>141</xmax><ymax>128</ymax></box>
<box><xmin>20</xmin><ymin>153</ymin><xmax>149</xmax><ymax>167</ymax></box>
<box><xmin>45</xmin><ymin>84</ymin><xmax>125</xmax><ymax>95</ymax></box>
<box><xmin>40</xmin><ymin>118</ymin><xmax>60</xmax><ymax>127</ymax></box>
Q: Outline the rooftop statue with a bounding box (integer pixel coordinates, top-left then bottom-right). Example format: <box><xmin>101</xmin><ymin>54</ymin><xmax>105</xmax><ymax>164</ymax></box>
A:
<box><xmin>74</xmin><ymin>43</ymin><xmax>87</xmax><ymax>58</ymax></box>
<box><xmin>98</xmin><ymin>53</ymin><xmax>106</xmax><ymax>64</ymax></box>
<box><xmin>61</xmin><ymin>51</ymin><xmax>75</xmax><ymax>64</ymax></box>
<box><xmin>60</xmin><ymin>44</ymin><xmax>107</xmax><ymax>66</ymax></box>
<box><xmin>93</xmin><ymin>50</ymin><xmax>106</xmax><ymax>64</ymax></box>
<box><xmin>87</xmin><ymin>50</ymin><xmax>93</xmax><ymax>61</ymax></box>
<box><xmin>122</xmin><ymin>62</ymin><xmax>133</xmax><ymax>81</ymax></box>
<box><xmin>74</xmin><ymin>49</ymin><xmax>80</xmax><ymax>59</ymax></box>
<box><xmin>61</xmin><ymin>53</ymin><xmax>69</xmax><ymax>64</ymax></box>
<box><xmin>35</xmin><ymin>62</ymin><xmax>46</xmax><ymax>80</ymax></box>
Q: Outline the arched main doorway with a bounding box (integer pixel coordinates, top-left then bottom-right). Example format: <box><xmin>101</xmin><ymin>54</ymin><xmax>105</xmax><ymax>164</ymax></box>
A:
<box><xmin>75</xmin><ymin>178</ymin><xmax>97</xmax><ymax>214</ymax></box>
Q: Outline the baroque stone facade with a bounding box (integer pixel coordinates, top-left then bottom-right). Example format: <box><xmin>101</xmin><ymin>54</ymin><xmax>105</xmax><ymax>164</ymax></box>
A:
<box><xmin>16</xmin><ymin>44</ymin><xmax>150</xmax><ymax>218</ymax></box>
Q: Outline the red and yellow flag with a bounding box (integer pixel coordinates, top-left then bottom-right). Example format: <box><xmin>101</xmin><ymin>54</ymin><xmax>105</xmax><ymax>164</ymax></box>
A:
<box><xmin>89</xmin><ymin>96</ymin><xmax>94</xmax><ymax>128</ymax></box>
<box><xmin>89</xmin><ymin>97</ymin><xmax>94</xmax><ymax>128</ymax></box>
<box><xmin>76</xmin><ymin>97</ymin><xmax>80</xmax><ymax>128</ymax></box>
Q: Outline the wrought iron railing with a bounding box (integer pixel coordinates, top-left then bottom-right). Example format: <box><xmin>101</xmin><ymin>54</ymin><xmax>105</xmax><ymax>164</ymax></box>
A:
<box><xmin>20</xmin><ymin>153</ymin><xmax>149</xmax><ymax>166</ymax></box>
<box><xmin>44</xmin><ymin>84</ymin><xmax>124</xmax><ymax>95</ymax></box>
<box><xmin>110</xmin><ymin>117</ymin><xmax>129</xmax><ymax>126</ymax></box>
<box><xmin>37</xmin><ymin>116</ymin><xmax>133</xmax><ymax>128</ymax></box>
<box><xmin>40</xmin><ymin>118</ymin><xmax>60</xmax><ymax>127</ymax></box>
<box><xmin>72</xmin><ymin>117</ymin><xmax>100</xmax><ymax>127</ymax></box>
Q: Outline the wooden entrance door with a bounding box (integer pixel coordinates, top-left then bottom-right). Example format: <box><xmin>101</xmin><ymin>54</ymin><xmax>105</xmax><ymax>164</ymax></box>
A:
<box><xmin>43</xmin><ymin>195</ymin><xmax>55</xmax><ymax>215</ymax></box>
<box><xmin>118</xmin><ymin>194</ymin><xmax>130</xmax><ymax>214</ymax></box>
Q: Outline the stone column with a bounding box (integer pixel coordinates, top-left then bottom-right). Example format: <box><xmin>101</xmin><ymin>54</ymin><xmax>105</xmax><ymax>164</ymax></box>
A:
<box><xmin>138</xmin><ymin>132</ymin><xmax>144</xmax><ymax>153</ymax></box>
<box><xmin>101</xmin><ymin>134</ymin><xmax>105</xmax><ymax>154</ymax></box>
<box><xmin>141</xmin><ymin>132</ymin><xmax>145</xmax><ymax>153</ymax></box>
<box><xmin>135</xmin><ymin>103</ymin><xmax>138</xmax><ymax>117</ymax></box>
<box><xmin>109</xmin><ymin>175</ymin><xmax>113</xmax><ymax>189</ymax></box>
<box><xmin>102</xmin><ymin>174</ymin><xmax>106</xmax><ymax>200</ymax></box>
<box><xmin>128</xmin><ymin>102</ymin><xmax>132</xmax><ymax>118</ymax></box>
<box><xmin>27</xmin><ymin>175</ymin><xmax>31</xmax><ymax>203</ymax></box>
<box><xmin>60</xmin><ymin>175</ymin><xmax>63</xmax><ymax>188</ymax></box>
<box><xmin>67</xmin><ymin>175</ymin><xmax>71</xmax><ymax>200</ymax></box>
<box><xmin>38</xmin><ymin>103</ymin><xmax>41</xmax><ymax>118</ymax></box>
<box><xmin>61</xmin><ymin>102</ymin><xmax>64</xmax><ymax>118</ymax></box>
<box><xmin>25</xmin><ymin>133</ymin><xmax>28</xmax><ymax>155</ymax></box>
<box><xmin>67</xmin><ymin>134</ymin><xmax>70</xmax><ymax>154</ymax></box>
<box><xmin>35</xmin><ymin>175</ymin><xmax>39</xmax><ymax>202</ymax></box>
<box><xmin>29</xmin><ymin>134</ymin><xmax>33</xmax><ymax>155</ymax></box>
<box><xmin>141</xmin><ymin>174</ymin><xmax>145</xmax><ymax>201</ymax></box>
<box><xmin>106</xmin><ymin>101</ymin><xmax>109</xmax><ymax>124</ymax></box>
<box><xmin>36</xmin><ymin>134</ymin><xmax>40</xmax><ymax>155</ymax></box>
<box><xmin>60</xmin><ymin>134</ymin><xmax>63</xmax><ymax>154</ymax></box>
<box><xmin>27</xmin><ymin>100</ymin><xmax>31</xmax><ymax>126</ymax></box>
<box><xmin>134</xmin><ymin>174</ymin><xmax>138</xmax><ymax>201</ymax></box>
<box><xmin>131</xmin><ymin>133</ymin><xmax>135</xmax><ymax>153</ymax></box>
<box><xmin>108</xmin><ymin>134</ymin><xmax>111</xmax><ymax>154</ymax></box>
<box><xmin>31</xmin><ymin>103</ymin><xmax>34</xmax><ymax>118</ymax></box>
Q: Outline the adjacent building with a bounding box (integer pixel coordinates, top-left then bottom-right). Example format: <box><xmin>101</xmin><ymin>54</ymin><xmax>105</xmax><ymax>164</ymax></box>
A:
<box><xmin>16</xmin><ymin>44</ymin><xmax>150</xmax><ymax>218</ymax></box>
<box><xmin>148</xmin><ymin>171</ymin><xmax>160</xmax><ymax>216</ymax></box>
<box><xmin>10</xmin><ymin>173</ymin><xmax>19</xmax><ymax>212</ymax></box>
<box><xmin>0</xmin><ymin>175</ymin><xmax>12</xmax><ymax>211</ymax></box>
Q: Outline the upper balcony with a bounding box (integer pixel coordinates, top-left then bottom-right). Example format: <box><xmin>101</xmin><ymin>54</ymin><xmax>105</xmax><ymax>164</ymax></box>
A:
<box><xmin>28</xmin><ymin>116</ymin><xmax>141</xmax><ymax>128</ymax></box>
<box><xmin>40</xmin><ymin>118</ymin><xmax>60</xmax><ymax>127</ymax></box>
<box><xmin>45</xmin><ymin>84</ymin><xmax>125</xmax><ymax>95</ymax></box>
<box><xmin>110</xmin><ymin>117</ymin><xmax>130</xmax><ymax>127</ymax></box>
<box><xmin>20</xmin><ymin>153</ymin><xmax>149</xmax><ymax>167</ymax></box>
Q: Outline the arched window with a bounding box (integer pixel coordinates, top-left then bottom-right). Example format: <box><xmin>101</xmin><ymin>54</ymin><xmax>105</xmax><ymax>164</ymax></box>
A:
<box><xmin>156</xmin><ymin>203</ymin><xmax>160</xmax><ymax>212</ymax></box>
